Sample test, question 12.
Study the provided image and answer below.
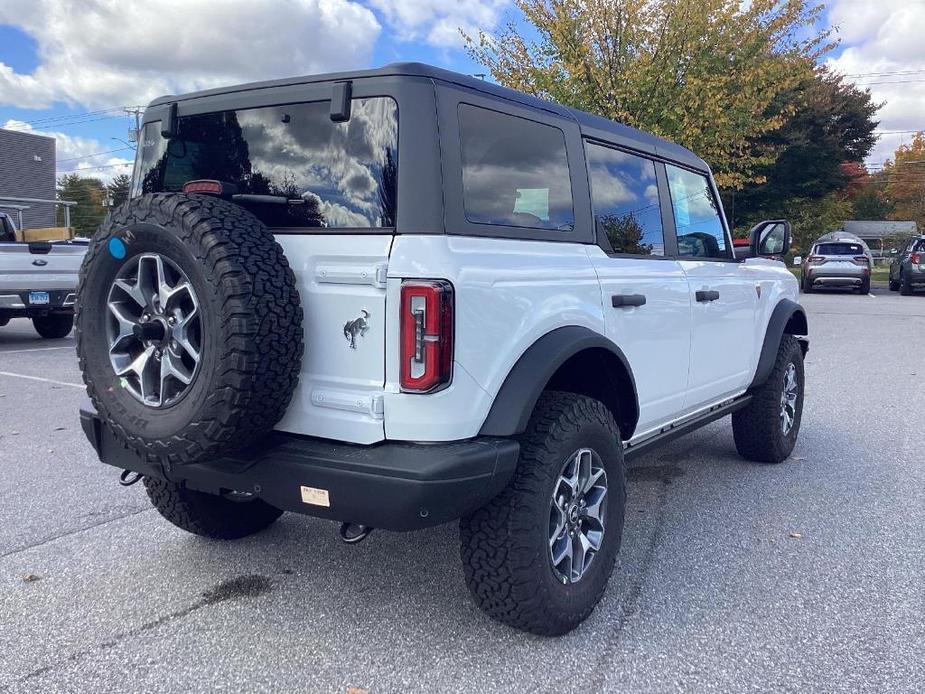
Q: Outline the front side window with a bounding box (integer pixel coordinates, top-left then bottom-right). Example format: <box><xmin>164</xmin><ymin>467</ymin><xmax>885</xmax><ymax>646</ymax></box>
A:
<box><xmin>666</xmin><ymin>164</ymin><xmax>728</xmax><ymax>259</ymax></box>
<box><xmin>458</xmin><ymin>104</ymin><xmax>574</xmax><ymax>231</ymax></box>
<box><xmin>586</xmin><ymin>142</ymin><xmax>664</xmax><ymax>255</ymax></box>
<box><xmin>134</xmin><ymin>97</ymin><xmax>398</xmax><ymax>229</ymax></box>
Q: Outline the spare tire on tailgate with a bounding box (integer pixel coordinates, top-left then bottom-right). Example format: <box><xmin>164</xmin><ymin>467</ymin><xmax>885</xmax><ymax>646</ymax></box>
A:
<box><xmin>76</xmin><ymin>193</ymin><xmax>303</xmax><ymax>465</ymax></box>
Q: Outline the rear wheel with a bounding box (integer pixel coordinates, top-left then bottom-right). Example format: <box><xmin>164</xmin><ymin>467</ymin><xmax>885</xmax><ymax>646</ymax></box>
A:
<box><xmin>900</xmin><ymin>271</ymin><xmax>914</xmax><ymax>295</ymax></box>
<box><xmin>801</xmin><ymin>275</ymin><xmax>813</xmax><ymax>293</ymax></box>
<box><xmin>858</xmin><ymin>277</ymin><xmax>870</xmax><ymax>294</ymax></box>
<box><xmin>33</xmin><ymin>313</ymin><xmax>73</xmax><ymax>339</ymax></box>
<box><xmin>460</xmin><ymin>391</ymin><xmax>626</xmax><ymax>635</ymax></box>
<box><xmin>144</xmin><ymin>477</ymin><xmax>283</xmax><ymax>539</ymax></box>
<box><xmin>732</xmin><ymin>335</ymin><xmax>804</xmax><ymax>464</ymax></box>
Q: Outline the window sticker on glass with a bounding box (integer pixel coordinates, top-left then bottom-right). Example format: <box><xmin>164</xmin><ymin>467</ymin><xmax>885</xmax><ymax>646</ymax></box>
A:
<box><xmin>513</xmin><ymin>188</ymin><xmax>550</xmax><ymax>221</ymax></box>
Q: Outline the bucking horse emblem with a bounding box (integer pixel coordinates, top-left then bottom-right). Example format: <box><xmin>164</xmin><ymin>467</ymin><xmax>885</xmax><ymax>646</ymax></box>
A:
<box><xmin>343</xmin><ymin>310</ymin><xmax>370</xmax><ymax>349</ymax></box>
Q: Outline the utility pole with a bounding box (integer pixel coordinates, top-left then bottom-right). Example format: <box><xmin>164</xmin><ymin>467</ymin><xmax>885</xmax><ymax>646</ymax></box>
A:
<box><xmin>124</xmin><ymin>106</ymin><xmax>143</xmax><ymax>144</ymax></box>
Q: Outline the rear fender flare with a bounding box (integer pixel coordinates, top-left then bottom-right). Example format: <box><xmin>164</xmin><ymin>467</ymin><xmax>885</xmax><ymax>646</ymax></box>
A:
<box><xmin>478</xmin><ymin>326</ymin><xmax>639</xmax><ymax>439</ymax></box>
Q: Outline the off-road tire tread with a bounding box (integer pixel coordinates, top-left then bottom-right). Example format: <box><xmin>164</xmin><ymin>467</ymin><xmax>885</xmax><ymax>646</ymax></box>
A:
<box><xmin>33</xmin><ymin>313</ymin><xmax>73</xmax><ymax>339</ymax></box>
<box><xmin>75</xmin><ymin>193</ymin><xmax>303</xmax><ymax>464</ymax></box>
<box><xmin>143</xmin><ymin>477</ymin><xmax>283</xmax><ymax>539</ymax></box>
<box><xmin>460</xmin><ymin>391</ymin><xmax>624</xmax><ymax>635</ymax></box>
<box><xmin>732</xmin><ymin>335</ymin><xmax>803</xmax><ymax>464</ymax></box>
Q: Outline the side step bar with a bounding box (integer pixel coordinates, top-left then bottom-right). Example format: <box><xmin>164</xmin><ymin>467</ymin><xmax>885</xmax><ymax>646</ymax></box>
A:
<box><xmin>623</xmin><ymin>395</ymin><xmax>752</xmax><ymax>462</ymax></box>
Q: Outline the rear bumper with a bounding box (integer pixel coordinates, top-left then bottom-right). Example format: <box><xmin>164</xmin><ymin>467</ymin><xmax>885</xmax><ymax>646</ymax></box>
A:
<box><xmin>0</xmin><ymin>289</ymin><xmax>76</xmax><ymax>317</ymax></box>
<box><xmin>79</xmin><ymin>406</ymin><xmax>520</xmax><ymax>531</ymax></box>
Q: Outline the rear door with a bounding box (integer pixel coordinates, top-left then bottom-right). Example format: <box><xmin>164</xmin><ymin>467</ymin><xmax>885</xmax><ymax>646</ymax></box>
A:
<box><xmin>584</xmin><ymin>141</ymin><xmax>691</xmax><ymax>433</ymax></box>
<box><xmin>664</xmin><ymin>163</ymin><xmax>758</xmax><ymax>410</ymax></box>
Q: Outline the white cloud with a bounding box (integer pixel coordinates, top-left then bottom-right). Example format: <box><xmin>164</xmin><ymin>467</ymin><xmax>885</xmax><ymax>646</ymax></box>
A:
<box><xmin>369</xmin><ymin>0</ymin><xmax>509</xmax><ymax>47</ymax></box>
<box><xmin>826</xmin><ymin>0</ymin><xmax>925</xmax><ymax>166</ymax></box>
<box><xmin>0</xmin><ymin>0</ymin><xmax>381</xmax><ymax>110</ymax></box>
<box><xmin>2</xmin><ymin>119</ymin><xmax>133</xmax><ymax>183</ymax></box>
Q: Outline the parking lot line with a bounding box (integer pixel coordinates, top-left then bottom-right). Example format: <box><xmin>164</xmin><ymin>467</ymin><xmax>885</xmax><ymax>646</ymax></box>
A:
<box><xmin>0</xmin><ymin>371</ymin><xmax>83</xmax><ymax>389</ymax></box>
<box><xmin>0</xmin><ymin>345</ymin><xmax>75</xmax><ymax>355</ymax></box>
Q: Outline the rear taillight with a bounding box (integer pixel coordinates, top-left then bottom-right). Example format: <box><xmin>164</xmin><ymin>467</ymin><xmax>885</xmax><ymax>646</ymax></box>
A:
<box><xmin>807</xmin><ymin>255</ymin><xmax>825</xmax><ymax>265</ymax></box>
<box><xmin>400</xmin><ymin>280</ymin><xmax>454</xmax><ymax>393</ymax></box>
<box><xmin>853</xmin><ymin>256</ymin><xmax>870</xmax><ymax>271</ymax></box>
<box><xmin>913</xmin><ymin>252</ymin><xmax>922</xmax><ymax>264</ymax></box>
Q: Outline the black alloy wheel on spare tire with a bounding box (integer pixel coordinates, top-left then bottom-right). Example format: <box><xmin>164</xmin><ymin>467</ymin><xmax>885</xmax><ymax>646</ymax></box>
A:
<box><xmin>76</xmin><ymin>193</ymin><xmax>303</xmax><ymax>465</ymax></box>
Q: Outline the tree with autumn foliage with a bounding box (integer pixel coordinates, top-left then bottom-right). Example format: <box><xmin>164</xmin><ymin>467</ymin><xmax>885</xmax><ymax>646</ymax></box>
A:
<box><xmin>464</xmin><ymin>0</ymin><xmax>834</xmax><ymax>190</ymax></box>
<box><xmin>883</xmin><ymin>133</ymin><xmax>925</xmax><ymax>232</ymax></box>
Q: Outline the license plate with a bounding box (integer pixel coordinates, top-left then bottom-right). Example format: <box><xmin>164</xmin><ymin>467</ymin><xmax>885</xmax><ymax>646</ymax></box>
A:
<box><xmin>29</xmin><ymin>291</ymin><xmax>50</xmax><ymax>305</ymax></box>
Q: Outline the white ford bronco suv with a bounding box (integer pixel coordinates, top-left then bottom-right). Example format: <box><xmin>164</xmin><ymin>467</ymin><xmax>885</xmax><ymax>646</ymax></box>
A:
<box><xmin>77</xmin><ymin>63</ymin><xmax>808</xmax><ymax>635</ymax></box>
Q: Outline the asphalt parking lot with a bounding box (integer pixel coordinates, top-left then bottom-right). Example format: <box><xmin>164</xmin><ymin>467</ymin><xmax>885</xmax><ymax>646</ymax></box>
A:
<box><xmin>1</xmin><ymin>287</ymin><xmax>923</xmax><ymax>694</ymax></box>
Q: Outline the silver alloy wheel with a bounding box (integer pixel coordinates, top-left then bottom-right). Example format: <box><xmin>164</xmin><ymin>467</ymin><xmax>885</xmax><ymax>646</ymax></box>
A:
<box><xmin>780</xmin><ymin>362</ymin><xmax>799</xmax><ymax>435</ymax></box>
<box><xmin>106</xmin><ymin>253</ymin><xmax>202</xmax><ymax>407</ymax></box>
<box><xmin>548</xmin><ymin>448</ymin><xmax>608</xmax><ymax>584</ymax></box>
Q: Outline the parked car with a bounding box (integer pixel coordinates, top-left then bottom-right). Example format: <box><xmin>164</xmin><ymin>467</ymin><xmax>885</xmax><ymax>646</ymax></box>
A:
<box><xmin>77</xmin><ymin>63</ymin><xmax>809</xmax><ymax>636</ymax></box>
<box><xmin>888</xmin><ymin>235</ymin><xmax>925</xmax><ymax>295</ymax></box>
<box><xmin>0</xmin><ymin>211</ymin><xmax>86</xmax><ymax>338</ymax></box>
<box><xmin>801</xmin><ymin>231</ymin><xmax>872</xmax><ymax>294</ymax></box>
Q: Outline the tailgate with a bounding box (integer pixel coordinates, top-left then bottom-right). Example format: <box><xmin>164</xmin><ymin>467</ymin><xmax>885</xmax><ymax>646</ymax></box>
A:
<box><xmin>0</xmin><ymin>242</ymin><xmax>86</xmax><ymax>293</ymax></box>
<box><xmin>274</xmin><ymin>234</ymin><xmax>392</xmax><ymax>444</ymax></box>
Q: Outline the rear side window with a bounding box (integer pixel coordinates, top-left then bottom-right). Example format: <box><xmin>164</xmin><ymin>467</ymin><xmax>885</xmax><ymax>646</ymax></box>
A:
<box><xmin>134</xmin><ymin>97</ymin><xmax>398</xmax><ymax>229</ymax></box>
<box><xmin>586</xmin><ymin>142</ymin><xmax>664</xmax><ymax>255</ymax></box>
<box><xmin>666</xmin><ymin>164</ymin><xmax>728</xmax><ymax>259</ymax></box>
<box><xmin>0</xmin><ymin>216</ymin><xmax>15</xmax><ymax>243</ymax></box>
<box><xmin>458</xmin><ymin>104</ymin><xmax>574</xmax><ymax>231</ymax></box>
<box><xmin>816</xmin><ymin>243</ymin><xmax>863</xmax><ymax>255</ymax></box>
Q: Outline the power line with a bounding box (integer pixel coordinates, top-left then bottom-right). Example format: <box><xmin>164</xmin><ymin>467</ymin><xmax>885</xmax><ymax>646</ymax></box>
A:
<box><xmin>57</xmin><ymin>162</ymin><xmax>133</xmax><ymax>174</ymax></box>
<box><xmin>56</xmin><ymin>146</ymin><xmax>134</xmax><ymax>163</ymax></box>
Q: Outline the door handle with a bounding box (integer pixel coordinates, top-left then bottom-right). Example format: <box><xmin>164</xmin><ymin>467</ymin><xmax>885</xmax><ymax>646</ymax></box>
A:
<box><xmin>612</xmin><ymin>293</ymin><xmax>647</xmax><ymax>308</ymax></box>
<box><xmin>695</xmin><ymin>290</ymin><xmax>720</xmax><ymax>303</ymax></box>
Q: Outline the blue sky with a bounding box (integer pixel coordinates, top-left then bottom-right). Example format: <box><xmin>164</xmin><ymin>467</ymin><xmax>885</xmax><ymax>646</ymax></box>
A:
<box><xmin>1</xmin><ymin>1</ymin><xmax>922</xmax><ymax>181</ymax></box>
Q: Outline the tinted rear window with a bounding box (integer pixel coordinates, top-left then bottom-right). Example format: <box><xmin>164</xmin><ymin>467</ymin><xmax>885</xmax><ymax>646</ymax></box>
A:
<box><xmin>458</xmin><ymin>104</ymin><xmax>574</xmax><ymax>231</ymax></box>
<box><xmin>133</xmin><ymin>98</ymin><xmax>398</xmax><ymax>229</ymax></box>
<box><xmin>816</xmin><ymin>243</ymin><xmax>863</xmax><ymax>255</ymax></box>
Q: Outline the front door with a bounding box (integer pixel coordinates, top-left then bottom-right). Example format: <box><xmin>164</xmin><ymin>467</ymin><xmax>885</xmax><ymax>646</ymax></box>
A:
<box><xmin>664</xmin><ymin>163</ymin><xmax>757</xmax><ymax>411</ymax></box>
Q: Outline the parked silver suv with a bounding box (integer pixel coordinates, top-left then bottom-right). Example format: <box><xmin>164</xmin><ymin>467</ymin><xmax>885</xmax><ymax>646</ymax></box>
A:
<box><xmin>801</xmin><ymin>232</ymin><xmax>872</xmax><ymax>294</ymax></box>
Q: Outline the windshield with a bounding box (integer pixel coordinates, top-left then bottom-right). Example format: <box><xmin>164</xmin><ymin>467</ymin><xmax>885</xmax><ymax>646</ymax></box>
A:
<box><xmin>816</xmin><ymin>242</ymin><xmax>864</xmax><ymax>256</ymax></box>
<box><xmin>133</xmin><ymin>97</ymin><xmax>398</xmax><ymax>230</ymax></box>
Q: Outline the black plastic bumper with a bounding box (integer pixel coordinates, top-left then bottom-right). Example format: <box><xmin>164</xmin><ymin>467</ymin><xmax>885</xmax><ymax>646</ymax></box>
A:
<box><xmin>79</xmin><ymin>407</ymin><xmax>520</xmax><ymax>531</ymax></box>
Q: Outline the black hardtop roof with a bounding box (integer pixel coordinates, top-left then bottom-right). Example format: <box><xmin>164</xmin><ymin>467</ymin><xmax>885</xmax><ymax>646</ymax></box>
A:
<box><xmin>149</xmin><ymin>62</ymin><xmax>708</xmax><ymax>171</ymax></box>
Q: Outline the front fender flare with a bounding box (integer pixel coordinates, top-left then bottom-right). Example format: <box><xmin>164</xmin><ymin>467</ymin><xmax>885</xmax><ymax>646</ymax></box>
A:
<box><xmin>478</xmin><ymin>326</ymin><xmax>639</xmax><ymax>438</ymax></box>
<box><xmin>749</xmin><ymin>299</ymin><xmax>809</xmax><ymax>390</ymax></box>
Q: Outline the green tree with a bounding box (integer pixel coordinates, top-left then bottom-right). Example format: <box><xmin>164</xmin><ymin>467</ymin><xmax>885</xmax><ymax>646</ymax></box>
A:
<box><xmin>465</xmin><ymin>0</ymin><xmax>833</xmax><ymax>189</ymax></box>
<box><xmin>784</xmin><ymin>193</ymin><xmax>852</xmax><ymax>254</ymax></box>
<box><xmin>57</xmin><ymin>174</ymin><xmax>107</xmax><ymax>237</ymax></box>
<box><xmin>107</xmin><ymin>173</ymin><xmax>132</xmax><ymax>208</ymax></box>
<box><xmin>726</xmin><ymin>68</ymin><xmax>879</xmax><ymax>227</ymax></box>
<box><xmin>884</xmin><ymin>132</ymin><xmax>925</xmax><ymax>231</ymax></box>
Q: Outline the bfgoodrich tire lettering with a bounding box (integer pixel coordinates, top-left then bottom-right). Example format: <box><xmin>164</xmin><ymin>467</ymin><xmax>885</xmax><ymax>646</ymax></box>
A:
<box><xmin>76</xmin><ymin>193</ymin><xmax>303</xmax><ymax>465</ymax></box>
<box><xmin>732</xmin><ymin>335</ymin><xmax>804</xmax><ymax>464</ymax></box>
<box><xmin>460</xmin><ymin>391</ymin><xmax>626</xmax><ymax>635</ymax></box>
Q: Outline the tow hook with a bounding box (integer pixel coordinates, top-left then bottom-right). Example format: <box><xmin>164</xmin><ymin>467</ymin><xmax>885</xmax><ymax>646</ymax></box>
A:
<box><xmin>119</xmin><ymin>470</ymin><xmax>143</xmax><ymax>487</ymax></box>
<box><xmin>338</xmin><ymin>522</ymin><xmax>373</xmax><ymax>544</ymax></box>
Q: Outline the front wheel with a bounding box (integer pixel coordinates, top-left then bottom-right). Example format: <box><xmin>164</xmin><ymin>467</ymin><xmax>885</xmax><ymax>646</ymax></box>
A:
<box><xmin>460</xmin><ymin>391</ymin><xmax>626</xmax><ymax>635</ymax></box>
<box><xmin>33</xmin><ymin>313</ymin><xmax>73</xmax><ymax>339</ymax></box>
<box><xmin>732</xmin><ymin>335</ymin><xmax>805</xmax><ymax>464</ymax></box>
<box><xmin>144</xmin><ymin>478</ymin><xmax>283</xmax><ymax>539</ymax></box>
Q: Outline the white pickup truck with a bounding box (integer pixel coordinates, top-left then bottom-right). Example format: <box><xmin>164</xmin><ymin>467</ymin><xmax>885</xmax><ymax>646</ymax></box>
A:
<box><xmin>0</xmin><ymin>211</ymin><xmax>86</xmax><ymax>338</ymax></box>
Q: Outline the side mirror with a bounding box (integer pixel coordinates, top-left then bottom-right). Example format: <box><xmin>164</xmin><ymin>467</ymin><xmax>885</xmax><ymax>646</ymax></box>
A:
<box><xmin>749</xmin><ymin>219</ymin><xmax>791</xmax><ymax>259</ymax></box>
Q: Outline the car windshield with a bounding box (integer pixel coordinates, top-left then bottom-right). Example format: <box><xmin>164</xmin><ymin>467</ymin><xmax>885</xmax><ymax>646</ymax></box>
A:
<box><xmin>816</xmin><ymin>242</ymin><xmax>863</xmax><ymax>255</ymax></box>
